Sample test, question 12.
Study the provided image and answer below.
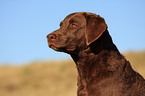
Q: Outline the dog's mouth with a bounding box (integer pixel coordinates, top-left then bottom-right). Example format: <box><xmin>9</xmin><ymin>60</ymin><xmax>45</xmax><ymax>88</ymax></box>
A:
<box><xmin>49</xmin><ymin>45</ymin><xmax>60</xmax><ymax>51</ymax></box>
<box><xmin>66</xmin><ymin>46</ymin><xmax>76</xmax><ymax>51</ymax></box>
<box><xmin>49</xmin><ymin>43</ymin><xmax>76</xmax><ymax>52</ymax></box>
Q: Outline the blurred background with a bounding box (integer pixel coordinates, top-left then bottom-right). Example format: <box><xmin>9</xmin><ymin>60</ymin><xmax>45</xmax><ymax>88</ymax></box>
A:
<box><xmin>0</xmin><ymin>0</ymin><xmax>145</xmax><ymax>96</ymax></box>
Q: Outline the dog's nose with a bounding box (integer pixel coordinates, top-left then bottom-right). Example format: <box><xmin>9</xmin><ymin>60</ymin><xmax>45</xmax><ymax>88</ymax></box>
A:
<box><xmin>47</xmin><ymin>34</ymin><xmax>57</xmax><ymax>41</ymax></box>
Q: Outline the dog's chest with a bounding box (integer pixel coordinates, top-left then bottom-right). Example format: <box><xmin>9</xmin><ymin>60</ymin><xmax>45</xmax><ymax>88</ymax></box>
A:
<box><xmin>77</xmin><ymin>75</ymin><xmax>124</xmax><ymax>96</ymax></box>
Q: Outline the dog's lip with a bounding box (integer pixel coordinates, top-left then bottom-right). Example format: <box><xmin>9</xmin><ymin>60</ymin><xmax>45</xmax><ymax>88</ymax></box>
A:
<box><xmin>49</xmin><ymin>45</ymin><xmax>59</xmax><ymax>51</ymax></box>
<box><xmin>66</xmin><ymin>46</ymin><xmax>76</xmax><ymax>51</ymax></box>
<box><xmin>50</xmin><ymin>45</ymin><xmax>76</xmax><ymax>52</ymax></box>
<box><xmin>48</xmin><ymin>42</ymin><xmax>76</xmax><ymax>52</ymax></box>
<box><xmin>49</xmin><ymin>43</ymin><xmax>65</xmax><ymax>51</ymax></box>
<box><xmin>50</xmin><ymin>45</ymin><xmax>56</xmax><ymax>49</ymax></box>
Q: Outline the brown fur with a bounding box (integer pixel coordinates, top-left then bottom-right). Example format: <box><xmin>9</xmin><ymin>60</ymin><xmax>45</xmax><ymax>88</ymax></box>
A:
<box><xmin>47</xmin><ymin>12</ymin><xmax>145</xmax><ymax>96</ymax></box>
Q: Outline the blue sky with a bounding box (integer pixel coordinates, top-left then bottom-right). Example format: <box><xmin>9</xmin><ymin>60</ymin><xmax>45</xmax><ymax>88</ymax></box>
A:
<box><xmin>0</xmin><ymin>0</ymin><xmax>145</xmax><ymax>64</ymax></box>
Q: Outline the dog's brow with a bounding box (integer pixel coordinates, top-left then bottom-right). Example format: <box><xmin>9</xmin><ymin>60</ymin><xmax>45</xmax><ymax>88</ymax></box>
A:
<box><xmin>69</xmin><ymin>19</ymin><xmax>79</xmax><ymax>24</ymax></box>
<box><xmin>69</xmin><ymin>19</ymin><xmax>75</xmax><ymax>23</ymax></box>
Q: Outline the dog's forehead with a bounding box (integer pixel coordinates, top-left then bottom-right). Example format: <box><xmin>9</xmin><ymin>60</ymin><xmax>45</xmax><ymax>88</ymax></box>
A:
<box><xmin>63</xmin><ymin>12</ymin><xmax>86</xmax><ymax>22</ymax></box>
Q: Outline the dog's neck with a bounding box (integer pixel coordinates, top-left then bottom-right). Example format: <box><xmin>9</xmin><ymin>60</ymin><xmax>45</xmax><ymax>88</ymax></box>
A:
<box><xmin>70</xmin><ymin>30</ymin><xmax>125</xmax><ymax>81</ymax></box>
<box><xmin>71</xmin><ymin>30</ymin><xmax>121</xmax><ymax>64</ymax></box>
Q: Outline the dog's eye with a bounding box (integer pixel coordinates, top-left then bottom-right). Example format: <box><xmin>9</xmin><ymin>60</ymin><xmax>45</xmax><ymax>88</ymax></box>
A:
<box><xmin>71</xmin><ymin>23</ymin><xmax>77</xmax><ymax>28</ymax></box>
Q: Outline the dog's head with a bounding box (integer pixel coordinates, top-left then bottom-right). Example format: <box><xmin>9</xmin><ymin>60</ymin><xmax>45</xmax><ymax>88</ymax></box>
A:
<box><xmin>47</xmin><ymin>12</ymin><xmax>107</xmax><ymax>54</ymax></box>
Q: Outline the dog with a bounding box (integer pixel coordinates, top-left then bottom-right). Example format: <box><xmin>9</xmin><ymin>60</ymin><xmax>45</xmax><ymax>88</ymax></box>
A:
<box><xmin>47</xmin><ymin>12</ymin><xmax>145</xmax><ymax>96</ymax></box>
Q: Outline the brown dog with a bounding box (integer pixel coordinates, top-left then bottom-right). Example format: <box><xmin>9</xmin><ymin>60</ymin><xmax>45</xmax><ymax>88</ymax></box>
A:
<box><xmin>47</xmin><ymin>12</ymin><xmax>145</xmax><ymax>96</ymax></box>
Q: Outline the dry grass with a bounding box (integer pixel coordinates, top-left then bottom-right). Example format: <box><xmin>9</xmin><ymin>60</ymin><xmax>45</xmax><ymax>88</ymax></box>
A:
<box><xmin>0</xmin><ymin>61</ymin><xmax>77</xmax><ymax>96</ymax></box>
<box><xmin>0</xmin><ymin>52</ymin><xmax>145</xmax><ymax>96</ymax></box>
<box><xmin>123</xmin><ymin>51</ymin><xmax>145</xmax><ymax>78</ymax></box>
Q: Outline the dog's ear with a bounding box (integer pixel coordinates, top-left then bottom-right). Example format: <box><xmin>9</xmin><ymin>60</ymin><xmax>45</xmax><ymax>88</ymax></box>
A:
<box><xmin>83</xmin><ymin>13</ymin><xmax>108</xmax><ymax>45</ymax></box>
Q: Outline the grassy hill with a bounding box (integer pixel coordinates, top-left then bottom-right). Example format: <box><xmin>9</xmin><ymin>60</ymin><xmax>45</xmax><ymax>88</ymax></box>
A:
<box><xmin>0</xmin><ymin>52</ymin><xmax>145</xmax><ymax>96</ymax></box>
